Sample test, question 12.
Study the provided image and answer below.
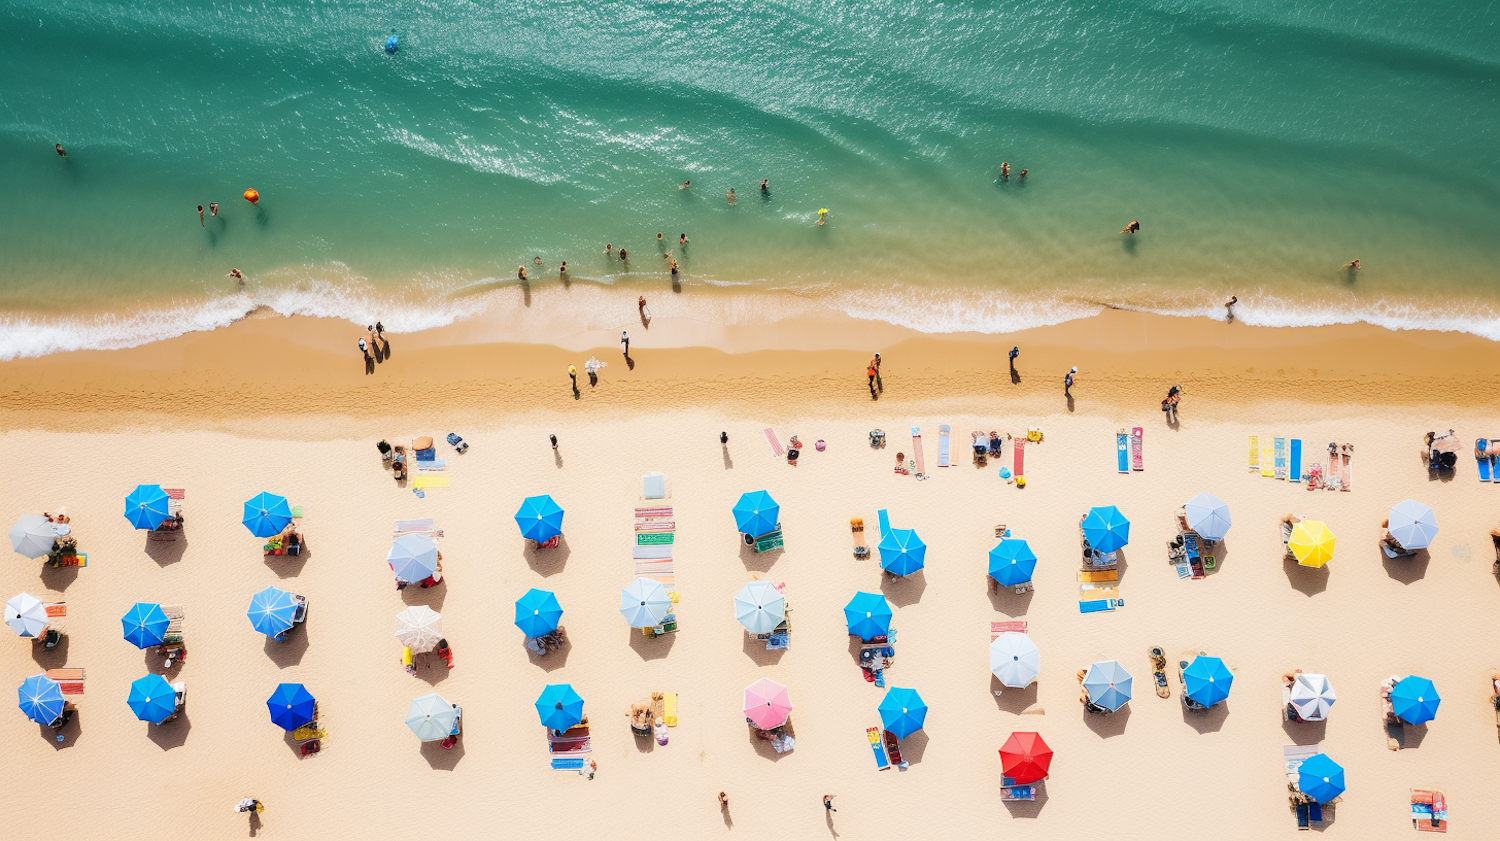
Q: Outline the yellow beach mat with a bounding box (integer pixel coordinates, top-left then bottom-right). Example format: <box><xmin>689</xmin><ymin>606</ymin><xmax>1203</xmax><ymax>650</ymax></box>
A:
<box><xmin>412</xmin><ymin>476</ymin><xmax>449</xmax><ymax>490</ymax></box>
<box><xmin>664</xmin><ymin>692</ymin><xmax>678</xmax><ymax>726</ymax></box>
<box><xmin>1290</xmin><ymin>520</ymin><xmax>1336</xmax><ymax>567</ymax></box>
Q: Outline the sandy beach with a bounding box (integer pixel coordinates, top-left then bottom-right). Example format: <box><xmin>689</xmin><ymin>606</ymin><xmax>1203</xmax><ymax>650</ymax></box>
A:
<box><xmin>3</xmin><ymin>311</ymin><xmax>1500</xmax><ymax>838</ymax></box>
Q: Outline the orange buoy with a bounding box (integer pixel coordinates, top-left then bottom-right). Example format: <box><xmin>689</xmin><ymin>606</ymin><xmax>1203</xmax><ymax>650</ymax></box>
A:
<box><xmin>243</xmin><ymin>188</ymin><xmax>259</xmax><ymax>204</ymax></box>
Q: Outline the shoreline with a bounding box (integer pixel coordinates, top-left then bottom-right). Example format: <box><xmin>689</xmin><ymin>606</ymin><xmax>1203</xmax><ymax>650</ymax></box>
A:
<box><xmin>2</xmin><ymin>307</ymin><xmax>1497</xmax><ymax>434</ymax></box>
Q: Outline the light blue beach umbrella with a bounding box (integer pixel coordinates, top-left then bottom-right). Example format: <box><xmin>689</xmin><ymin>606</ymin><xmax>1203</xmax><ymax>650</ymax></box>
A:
<box><xmin>17</xmin><ymin>674</ymin><xmax>65</xmax><ymax>725</ymax></box>
<box><xmin>1082</xmin><ymin>506</ymin><xmax>1130</xmax><ymax>553</ymax></box>
<box><xmin>1391</xmin><ymin>676</ymin><xmax>1440</xmax><ymax>724</ymax></box>
<box><xmin>127</xmin><ymin>673</ymin><xmax>177</xmax><ymax>723</ymax></box>
<box><xmin>734</xmin><ymin>580</ymin><xmax>786</xmax><ymax>634</ymax></box>
<box><xmin>1183</xmin><ymin>655</ymin><xmax>1234</xmax><ymax>707</ymax></box>
<box><xmin>1082</xmin><ymin>660</ymin><xmax>1134</xmax><ymax>712</ymax></box>
<box><xmin>1297</xmin><ymin>753</ymin><xmax>1346</xmax><ymax>804</ymax></box>
<box><xmin>387</xmin><ymin>533</ymin><xmax>438</xmax><ymax>583</ymax></box>
<box><xmin>879</xmin><ymin>528</ymin><xmax>927</xmax><ymax>577</ymax></box>
<box><xmin>1387</xmin><ymin>499</ymin><xmax>1438</xmax><ymax>550</ymax></box>
<box><xmin>514</xmin><ymin>588</ymin><xmax>563</xmax><ymax>638</ymax></box>
<box><xmin>988</xmin><ymin>539</ymin><xmax>1038</xmax><ymax>586</ymax></box>
<box><xmin>266</xmin><ymin>683</ymin><xmax>316</xmax><ymax>731</ymax></box>
<box><xmin>10</xmin><ymin>515</ymin><xmax>57</xmax><ymax>559</ymax></box>
<box><xmin>535</xmin><ymin>683</ymin><xmax>585</xmax><ymax>731</ymax></box>
<box><xmin>407</xmin><ymin>692</ymin><xmax>458</xmax><ymax>741</ymax></box>
<box><xmin>732</xmin><ymin>491</ymin><xmax>780</xmax><ymax>537</ymax></box>
<box><xmin>620</xmin><ymin>577</ymin><xmax>672</xmax><ymax>628</ymax></box>
<box><xmin>514</xmin><ymin>495</ymin><xmax>565</xmax><ymax>542</ymax></box>
<box><xmin>124</xmin><ymin>484</ymin><xmax>171</xmax><ymax>531</ymax></box>
<box><xmin>121</xmin><ymin>602</ymin><xmax>170</xmax><ymax>649</ymax></box>
<box><xmin>844</xmin><ymin>591</ymin><xmax>893</xmax><ymax>640</ymax></box>
<box><xmin>246</xmin><ymin>586</ymin><xmax>297</xmax><ymax>638</ymax></box>
<box><xmin>1184</xmin><ymin>493</ymin><xmax>1232</xmax><ymax>541</ymax></box>
<box><xmin>878</xmin><ymin>687</ymin><xmax>927</xmax><ymax>738</ymax></box>
<box><xmin>242</xmin><ymin>492</ymin><xmax>292</xmax><ymax>538</ymax></box>
<box><xmin>7</xmin><ymin>592</ymin><xmax>48</xmax><ymax>638</ymax></box>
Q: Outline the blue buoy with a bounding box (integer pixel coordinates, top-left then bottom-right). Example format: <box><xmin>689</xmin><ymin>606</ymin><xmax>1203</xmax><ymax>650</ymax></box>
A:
<box><xmin>385</xmin><ymin>34</ymin><xmax>399</xmax><ymax>54</ymax></box>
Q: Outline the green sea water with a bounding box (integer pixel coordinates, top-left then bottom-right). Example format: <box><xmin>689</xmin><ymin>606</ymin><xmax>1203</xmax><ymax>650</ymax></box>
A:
<box><xmin>1</xmin><ymin>0</ymin><xmax>1498</xmax><ymax>357</ymax></box>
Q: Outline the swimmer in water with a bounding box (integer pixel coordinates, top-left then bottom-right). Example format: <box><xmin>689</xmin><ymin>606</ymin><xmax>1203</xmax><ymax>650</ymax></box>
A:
<box><xmin>657</xmin><ymin>233</ymin><xmax>664</xmax><ymax>243</ymax></box>
<box><xmin>560</xmin><ymin>261</ymin><xmax>568</xmax><ymax>275</ymax></box>
<box><xmin>534</xmin><ymin>256</ymin><xmax>543</xmax><ymax>266</ymax></box>
<box><xmin>670</xmin><ymin>258</ymin><xmax>679</xmax><ymax>275</ymax></box>
<box><xmin>1120</xmin><ymin>220</ymin><xmax>1141</xmax><ymax>234</ymax></box>
<box><xmin>1344</xmin><ymin>259</ymin><xmax>1361</xmax><ymax>270</ymax></box>
<box><xmin>619</xmin><ymin>248</ymin><xmax>627</xmax><ymax>261</ymax></box>
<box><xmin>209</xmin><ymin>202</ymin><xmax>219</xmax><ymax>217</ymax></box>
<box><xmin>518</xmin><ymin>266</ymin><xmax>528</xmax><ymax>281</ymax></box>
<box><xmin>1018</xmin><ymin>169</ymin><xmax>1028</xmax><ymax>180</ymax></box>
<box><xmin>727</xmin><ymin>188</ymin><xmax>736</xmax><ymax>204</ymax></box>
<box><xmin>760</xmin><ymin>178</ymin><xmax>769</xmax><ymax>193</ymax></box>
<box><xmin>605</xmin><ymin>243</ymin><xmax>612</xmax><ymax>255</ymax></box>
<box><xmin>55</xmin><ymin>143</ymin><xmax>67</xmax><ymax>157</ymax></box>
<box><xmin>1000</xmin><ymin>162</ymin><xmax>1010</xmax><ymax>181</ymax></box>
<box><xmin>817</xmin><ymin>208</ymin><xmax>828</xmax><ymax>226</ymax></box>
<box><xmin>679</xmin><ymin>180</ymin><xmax>690</xmax><ymax>190</ymax></box>
<box><xmin>679</xmin><ymin>233</ymin><xmax>688</xmax><ymax>245</ymax></box>
<box><xmin>198</xmin><ymin>205</ymin><xmax>205</xmax><ymax>227</ymax></box>
<box><xmin>229</xmin><ymin>268</ymin><xmax>244</xmax><ymax>286</ymax></box>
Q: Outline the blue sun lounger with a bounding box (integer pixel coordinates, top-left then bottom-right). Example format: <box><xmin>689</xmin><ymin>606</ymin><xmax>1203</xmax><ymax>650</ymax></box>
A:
<box><xmin>1289</xmin><ymin>439</ymin><xmax>1303</xmax><ymax>483</ymax></box>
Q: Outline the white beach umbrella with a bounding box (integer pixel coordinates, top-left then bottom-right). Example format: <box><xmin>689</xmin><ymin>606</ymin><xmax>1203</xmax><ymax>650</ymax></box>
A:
<box><xmin>1183</xmin><ymin>492</ymin><xmax>1232</xmax><ymax>541</ymax></box>
<box><xmin>406</xmin><ymin>692</ymin><xmax>458</xmax><ymax>741</ymax></box>
<box><xmin>733</xmin><ymin>581</ymin><xmax>786</xmax><ymax>634</ymax></box>
<box><xmin>989</xmin><ymin>632</ymin><xmax>1040</xmax><ymax>688</ymax></box>
<box><xmin>6</xmin><ymin>592</ymin><xmax>48</xmax><ymax>638</ymax></box>
<box><xmin>1387</xmin><ymin>499</ymin><xmax>1438</xmax><ymax>550</ymax></box>
<box><xmin>9</xmin><ymin>515</ymin><xmax>57</xmax><ymax>559</ymax></box>
<box><xmin>1289</xmin><ymin>673</ymin><xmax>1337</xmax><ymax>722</ymax></box>
<box><xmin>620</xmin><ymin>577</ymin><xmax>671</xmax><ymax>628</ymax></box>
<box><xmin>394</xmin><ymin>606</ymin><xmax>443</xmax><ymax>654</ymax></box>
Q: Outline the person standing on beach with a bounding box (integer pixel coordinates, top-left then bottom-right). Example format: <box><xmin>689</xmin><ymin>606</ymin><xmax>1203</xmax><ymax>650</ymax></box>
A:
<box><xmin>867</xmin><ymin>362</ymin><xmax>878</xmax><ymax>397</ymax></box>
<box><xmin>1225</xmin><ymin>295</ymin><xmax>1238</xmax><ymax>322</ymax></box>
<box><xmin>823</xmin><ymin>794</ymin><xmax>837</xmax><ymax>813</ymax></box>
<box><xmin>559</xmin><ymin>261</ymin><xmax>568</xmax><ymax>277</ymax></box>
<box><xmin>1065</xmin><ymin>366</ymin><xmax>1077</xmax><ymax>396</ymax></box>
<box><xmin>638</xmin><ymin>296</ymin><xmax>647</xmax><ymax>316</ymax></box>
<box><xmin>234</xmin><ymin>797</ymin><xmax>263</xmax><ymax>814</ymax></box>
<box><xmin>621</xmin><ymin>331</ymin><xmax>630</xmax><ymax>356</ymax></box>
<box><xmin>568</xmin><ymin>364</ymin><xmax>578</xmax><ymax>389</ymax></box>
<box><xmin>197</xmin><ymin>205</ymin><xmax>205</xmax><ymax>226</ymax></box>
<box><xmin>872</xmin><ymin>352</ymin><xmax>883</xmax><ymax>392</ymax></box>
<box><xmin>718</xmin><ymin>792</ymin><xmax>729</xmax><ymax>809</ymax></box>
<box><xmin>55</xmin><ymin>143</ymin><xmax>67</xmax><ymax>157</ymax></box>
<box><xmin>550</xmin><ymin>434</ymin><xmax>558</xmax><ymax>449</ymax></box>
<box><xmin>670</xmin><ymin>257</ymin><xmax>679</xmax><ymax>276</ymax></box>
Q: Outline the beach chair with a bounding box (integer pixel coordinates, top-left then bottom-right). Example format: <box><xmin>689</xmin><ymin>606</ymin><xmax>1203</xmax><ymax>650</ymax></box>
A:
<box><xmin>1116</xmin><ymin>431</ymin><xmax>1129</xmax><ymax>472</ymax></box>
<box><xmin>866</xmin><ymin>727</ymin><xmax>891</xmax><ymax>770</ymax></box>
<box><xmin>446</xmin><ymin>432</ymin><xmax>468</xmax><ymax>454</ymax></box>
<box><xmin>764</xmin><ymin>428</ymin><xmax>785</xmax><ymax>457</ymax></box>
<box><xmin>753</xmin><ymin>526</ymin><xmax>784</xmax><ymax>553</ymax></box>
<box><xmin>882</xmin><ymin>730</ymin><xmax>908</xmax><ymax>769</ymax></box>
<box><xmin>1131</xmin><ymin>427</ymin><xmax>1143</xmax><ymax>470</ymax></box>
<box><xmin>1000</xmin><ymin>777</ymin><xmax>1037</xmax><ymax>801</ymax></box>
<box><xmin>851</xmin><ymin>518</ymin><xmax>869</xmax><ymax>558</ymax></box>
<box><xmin>1289</xmin><ymin>438</ymin><xmax>1303</xmax><ymax>483</ymax></box>
<box><xmin>642</xmin><ymin>472</ymin><xmax>668</xmax><ymax>500</ymax></box>
<box><xmin>938</xmin><ymin>425</ymin><xmax>951</xmax><ymax>467</ymax></box>
<box><xmin>1411</xmin><ymin>789</ymin><xmax>1448</xmax><ymax>832</ymax></box>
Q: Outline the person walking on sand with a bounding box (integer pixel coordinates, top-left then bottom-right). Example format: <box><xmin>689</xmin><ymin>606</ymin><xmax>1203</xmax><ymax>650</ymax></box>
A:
<box><xmin>867</xmin><ymin>362</ymin><xmax>878</xmax><ymax>397</ymax></box>
<box><xmin>719</xmin><ymin>791</ymin><xmax>729</xmax><ymax>809</ymax></box>
<box><xmin>638</xmin><ymin>296</ymin><xmax>647</xmax><ymax>316</ymax></box>
<box><xmin>358</xmin><ymin>336</ymin><xmax>370</xmax><ymax>360</ymax></box>
<box><xmin>518</xmin><ymin>265</ymin><xmax>528</xmax><ymax>282</ymax></box>
<box><xmin>550</xmin><ymin>434</ymin><xmax>558</xmax><ymax>449</ymax></box>
<box><xmin>1065</xmin><ymin>366</ymin><xmax>1077</xmax><ymax>396</ymax></box>
<box><xmin>1225</xmin><ymin>295</ymin><xmax>1238</xmax><ymax>322</ymax></box>
<box><xmin>1009</xmin><ymin>346</ymin><xmax>1020</xmax><ymax>364</ymax></box>
<box><xmin>872</xmin><ymin>352</ymin><xmax>883</xmax><ymax>392</ymax></box>
<box><xmin>1121</xmin><ymin>220</ymin><xmax>1140</xmax><ymax>234</ymax></box>
<box><xmin>823</xmin><ymin>794</ymin><xmax>837</xmax><ymax>813</ymax></box>
<box><xmin>234</xmin><ymin>797</ymin><xmax>263</xmax><ymax>814</ymax></box>
<box><xmin>568</xmin><ymin>364</ymin><xmax>578</xmax><ymax>389</ymax></box>
<box><xmin>621</xmin><ymin>331</ymin><xmax>630</xmax><ymax>356</ymax></box>
<box><xmin>197</xmin><ymin>205</ymin><xmax>205</xmax><ymax>226</ymax></box>
<box><xmin>55</xmin><ymin>143</ymin><xmax>67</xmax><ymax>157</ymax></box>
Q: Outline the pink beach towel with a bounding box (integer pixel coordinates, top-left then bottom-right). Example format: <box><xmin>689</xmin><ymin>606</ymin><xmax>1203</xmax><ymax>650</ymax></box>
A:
<box><xmin>764</xmin><ymin>428</ymin><xmax>784</xmax><ymax>457</ymax></box>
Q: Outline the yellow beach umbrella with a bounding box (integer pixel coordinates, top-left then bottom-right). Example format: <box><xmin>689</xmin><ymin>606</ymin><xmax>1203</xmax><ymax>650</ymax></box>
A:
<box><xmin>1290</xmin><ymin>520</ymin><xmax>1336</xmax><ymax>567</ymax></box>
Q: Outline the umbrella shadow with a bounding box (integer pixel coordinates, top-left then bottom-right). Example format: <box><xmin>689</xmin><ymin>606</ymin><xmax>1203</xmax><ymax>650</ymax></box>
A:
<box><xmin>1382</xmin><ymin>548</ymin><xmax>1429</xmax><ymax>584</ymax></box>
<box><xmin>145</xmin><ymin>533</ymin><xmax>188</xmax><ymax>566</ymax></box>
<box><xmin>526</xmin><ymin>537</ymin><xmax>571</xmax><ymax>577</ymax></box>
<box><xmin>140</xmin><ymin>647</ymin><xmax>178</xmax><ymax>676</ymax></box>
<box><xmin>529</xmin><ymin>636</ymin><xmax>572</xmax><ymax>672</ymax></box>
<box><xmin>42</xmin><ymin>711</ymin><xmax>82</xmax><ymax>749</ymax></box>
<box><xmin>1083</xmin><ymin>704</ymin><xmax>1130</xmax><ymax>738</ymax></box>
<box><xmin>1394</xmin><ymin>721</ymin><xmax>1430</xmax><ymax>749</ymax></box>
<box><xmin>263</xmin><ymin>625</ymin><xmax>310</xmax><ymax>668</ymax></box>
<box><xmin>880</xmin><ymin>571</ymin><xmax>926</xmax><ymax>607</ymax></box>
<box><xmin>992</xmin><ymin>678</ymin><xmax>1039</xmax><ymax>714</ymax></box>
<box><xmin>420</xmin><ymin>737</ymin><xmax>466</xmax><ymax>769</ymax></box>
<box><xmin>39</xmin><ymin>563</ymin><xmax>79</xmax><ymax>591</ymax></box>
<box><xmin>739</xmin><ymin>540</ymin><xmax>780</xmax><ymax>573</ymax></box>
<box><xmin>31</xmin><ymin>635</ymin><xmax>69</xmax><ymax>668</ymax></box>
<box><xmin>746</xmin><ymin>723</ymin><xmax>794</xmax><ymax>762</ymax></box>
<box><xmin>1283</xmin><ymin>557</ymin><xmax>1330</xmax><ymax>597</ymax></box>
<box><xmin>1206</xmin><ymin>542</ymin><xmax>1231</xmax><ymax>573</ymax></box>
<box><xmin>628</xmin><ymin>629</ymin><xmax>676</xmax><ymax>661</ymax></box>
<box><xmin>147</xmin><ymin>711</ymin><xmax>191</xmax><ymax>750</ymax></box>
<box><xmin>899</xmin><ymin>730</ymin><xmax>928</xmax><ymax>764</ymax></box>
<box><xmin>1002</xmin><ymin>784</ymin><xmax>1048</xmax><ymax>818</ymax></box>
<box><xmin>742</xmin><ymin>633</ymin><xmax>787</xmax><ymax>666</ymax></box>
<box><xmin>987</xmin><ymin>578</ymin><xmax>1034</xmax><ymax>616</ymax></box>
<box><xmin>1112</xmin><ymin>549</ymin><xmax>1129</xmax><ymax>583</ymax></box>
<box><xmin>263</xmin><ymin>546</ymin><xmax>311</xmax><ymax>578</ymax></box>
<box><xmin>415</xmin><ymin>655</ymin><xmax>452</xmax><ymax>686</ymax></box>
<box><xmin>1182</xmin><ymin>700</ymin><xmax>1230</xmax><ymax>733</ymax></box>
<box><xmin>399</xmin><ymin>581</ymin><xmax>447</xmax><ymax>610</ymax></box>
<box><xmin>1282</xmin><ymin>716</ymin><xmax>1327</xmax><ymax>745</ymax></box>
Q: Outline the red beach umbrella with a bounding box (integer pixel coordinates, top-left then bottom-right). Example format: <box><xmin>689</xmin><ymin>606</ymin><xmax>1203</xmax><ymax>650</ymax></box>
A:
<box><xmin>999</xmin><ymin>731</ymin><xmax>1052</xmax><ymax>784</ymax></box>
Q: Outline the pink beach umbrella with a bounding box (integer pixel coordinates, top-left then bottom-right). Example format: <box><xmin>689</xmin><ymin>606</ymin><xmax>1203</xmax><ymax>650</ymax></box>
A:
<box><xmin>743</xmin><ymin>677</ymin><xmax>792</xmax><ymax>729</ymax></box>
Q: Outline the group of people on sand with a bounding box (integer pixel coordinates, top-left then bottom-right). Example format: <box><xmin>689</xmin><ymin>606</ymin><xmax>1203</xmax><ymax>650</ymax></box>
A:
<box><xmin>357</xmin><ymin>322</ymin><xmax>389</xmax><ymax>366</ymax></box>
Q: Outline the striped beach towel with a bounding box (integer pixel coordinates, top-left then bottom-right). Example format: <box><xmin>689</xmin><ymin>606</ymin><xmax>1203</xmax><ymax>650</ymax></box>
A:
<box><xmin>635</xmin><ymin>559</ymin><xmax>675</xmax><ymax>591</ymax></box>
<box><xmin>990</xmin><ymin>620</ymin><xmax>1028</xmax><ymax>641</ymax></box>
<box><xmin>764</xmin><ymin>428</ymin><xmax>784</xmax><ymax>457</ymax></box>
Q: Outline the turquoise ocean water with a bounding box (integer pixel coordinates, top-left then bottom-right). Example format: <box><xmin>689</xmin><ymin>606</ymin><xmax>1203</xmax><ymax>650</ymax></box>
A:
<box><xmin>2</xmin><ymin>1</ymin><xmax>1498</xmax><ymax>358</ymax></box>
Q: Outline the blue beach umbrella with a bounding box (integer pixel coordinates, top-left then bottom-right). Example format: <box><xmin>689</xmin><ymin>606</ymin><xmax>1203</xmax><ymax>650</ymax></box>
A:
<box><xmin>121</xmin><ymin>602</ymin><xmax>170</xmax><ymax>649</ymax></box>
<box><xmin>124</xmin><ymin>484</ymin><xmax>171</xmax><ymax>531</ymax></box>
<box><xmin>127</xmin><ymin>673</ymin><xmax>177</xmax><ymax>723</ymax></box>
<box><xmin>844</xmin><ymin>591</ymin><xmax>893</xmax><ymax>640</ymax></box>
<box><xmin>1183</xmin><ymin>655</ymin><xmax>1234</xmax><ymax>707</ymax></box>
<box><xmin>1391</xmin><ymin>676</ymin><xmax>1440</xmax><ymax>724</ymax></box>
<box><xmin>17</xmin><ymin>674</ymin><xmax>65</xmax><ymax>725</ymax></box>
<box><xmin>878</xmin><ymin>687</ymin><xmax>927</xmax><ymax>738</ymax></box>
<box><xmin>514</xmin><ymin>588</ymin><xmax>563</xmax><ymax>638</ymax></box>
<box><xmin>535</xmin><ymin>683</ymin><xmax>585</xmax><ymax>731</ymax></box>
<box><xmin>242</xmin><ymin>492</ymin><xmax>292</xmax><ymax>538</ymax></box>
<box><xmin>515</xmin><ymin>495</ymin><xmax>565</xmax><ymax>542</ymax></box>
<box><xmin>988</xmin><ymin>539</ymin><xmax>1038</xmax><ymax>586</ymax></box>
<box><xmin>1297</xmin><ymin>753</ymin><xmax>1346</xmax><ymax>804</ymax></box>
<box><xmin>1387</xmin><ymin>499</ymin><xmax>1438</xmax><ymax>550</ymax></box>
<box><xmin>879</xmin><ymin>528</ymin><xmax>926</xmax><ymax>577</ymax></box>
<box><xmin>246</xmin><ymin>586</ymin><xmax>297</xmax><ymax>638</ymax></box>
<box><xmin>387</xmin><ymin>533</ymin><xmax>438</xmax><ymax>583</ymax></box>
<box><xmin>266</xmin><ymin>683</ymin><xmax>316</xmax><ymax>731</ymax></box>
<box><xmin>732</xmin><ymin>491</ymin><xmax>780</xmax><ymax>537</ymax></box>
<box><xmin>1184</xmin><ymin>493</ymin><xmax>1232</xmax><ymax>542</ymax></box>
<box><xmin>1082</xmin><ymin>506</ymin><xmax>1130</xmax><ymax>553</ymax></box>
<box><xmin>1082</xmin><ymin>660</ymin><xmax>1134</xmax><ymax>712</ymax></box>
